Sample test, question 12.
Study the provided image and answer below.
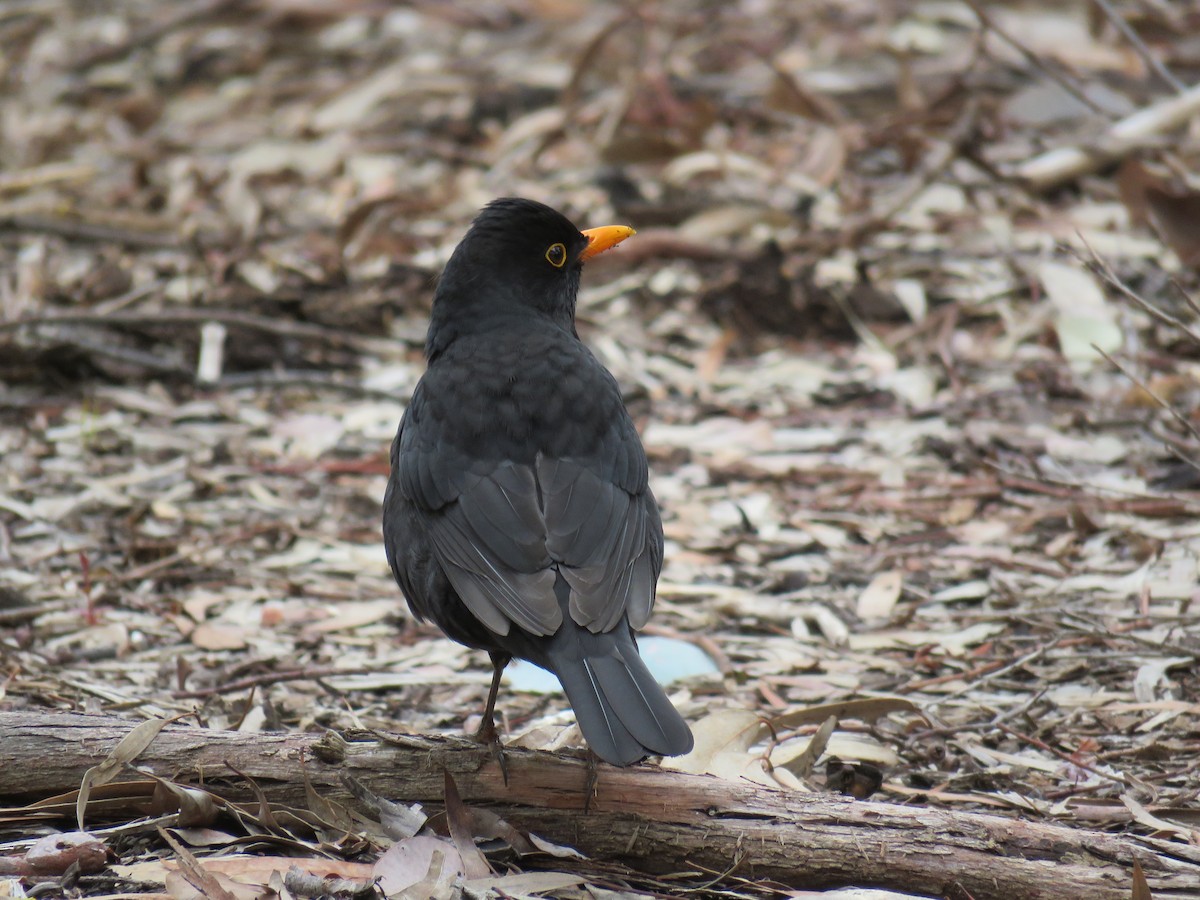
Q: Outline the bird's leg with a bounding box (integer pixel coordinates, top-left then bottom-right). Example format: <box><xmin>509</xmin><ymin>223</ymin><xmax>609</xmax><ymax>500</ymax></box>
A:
<box><xmin>473</xmin><ymin>652</ymin><xmax>510</xmax><ymax>743</ymax></box>
<box><xmin>472</xmin><ymin>652</ymin><xmax>511</xmax><ymax>784</ymax></box>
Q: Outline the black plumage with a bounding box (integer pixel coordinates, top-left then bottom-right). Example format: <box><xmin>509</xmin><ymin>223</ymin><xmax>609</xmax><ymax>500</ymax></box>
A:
<box><xmin>383</xmin><ymin>197</ymin><xmax>693</xmax><ymax>766</ymax></box>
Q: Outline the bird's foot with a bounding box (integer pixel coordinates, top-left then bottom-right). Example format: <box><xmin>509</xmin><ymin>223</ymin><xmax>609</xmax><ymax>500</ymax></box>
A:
<box><xmin>471</xmin><ymin>716</ymin><xmax>509</xmax><ymax>785</ymax></box>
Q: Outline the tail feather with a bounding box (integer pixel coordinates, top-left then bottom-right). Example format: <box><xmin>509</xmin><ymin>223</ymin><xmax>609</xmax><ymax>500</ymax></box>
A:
<box><xmin>549</xmin><ymin>631</ymin><xmax>694</xmax><ymax>766</ymax></box>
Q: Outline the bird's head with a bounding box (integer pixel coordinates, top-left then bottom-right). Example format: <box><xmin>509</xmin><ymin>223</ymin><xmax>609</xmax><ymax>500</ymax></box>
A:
<box><xmin>427</xmin><ymin>197</ymin><xmax>634</xmax><ymax>356</ymax></box>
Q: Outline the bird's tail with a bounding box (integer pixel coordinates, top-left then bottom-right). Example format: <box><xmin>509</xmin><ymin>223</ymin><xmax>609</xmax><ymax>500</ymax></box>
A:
<box><xmin>546</xmin><ymin>623</ymin><xmax>694</xmax><ymax>767</ymax></box>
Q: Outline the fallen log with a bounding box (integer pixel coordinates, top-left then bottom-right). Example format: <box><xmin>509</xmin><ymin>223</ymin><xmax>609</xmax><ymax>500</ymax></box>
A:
<box><xmin>0</xmin><ymin>710</ymin><xmax>1196</xmax><ymax>899</ymax></box>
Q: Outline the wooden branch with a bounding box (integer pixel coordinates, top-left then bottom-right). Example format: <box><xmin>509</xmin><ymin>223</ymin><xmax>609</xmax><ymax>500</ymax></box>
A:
<box><xmin>1015</xmin><ymin>82</ymin><xmax>1200</xmax><ymax>192</ymax></box>
<box><xmin>0</xmin><ymin>308</ymin><xmax>374</xmax><ymax>350</ymax></box>
<box><xmin>0</xmin><ymin>210</ymin><xmax>183</xmax><ymax>249</ymax></box>
<box><xmin>1</xmin><ymin>711</ymin><xmax>1198</xmax><ymax>899</ymax></box>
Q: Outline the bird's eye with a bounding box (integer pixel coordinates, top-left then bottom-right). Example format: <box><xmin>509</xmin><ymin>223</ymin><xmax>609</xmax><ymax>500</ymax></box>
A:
<box><xmin>545</xmin><ymin>242</ymin><xmax>567</xmax><ymax>268</ymax></box>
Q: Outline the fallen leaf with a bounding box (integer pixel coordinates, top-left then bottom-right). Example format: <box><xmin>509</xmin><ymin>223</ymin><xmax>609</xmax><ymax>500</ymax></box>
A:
<box><xmin>189</xmin><ymin>623</ymin><xmax>248</xmax><ymax>651</ymax></box>
<box><xmin>662</xmin><ymin>709</ymin><xmax>773</xmax><ymax>783</ymax></box>
<box><xmin>856</xmin><ymin>570</ymin><xmax>903</xmax><ymax>619</ymax></box>
<box><xmin>1038</xmin><ymin>260</ymin><xmax>1122</xmax><ymax>364</ymax></box>
<box><xmin>373</xmin><ymin>835</ymin><xmax>465</xmax><ymax>897</ymax></box>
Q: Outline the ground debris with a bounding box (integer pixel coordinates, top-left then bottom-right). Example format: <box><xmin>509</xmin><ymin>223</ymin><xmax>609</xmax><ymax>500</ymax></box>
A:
<box><xmin>2</xmin><ymin>1</ymin><xmax>1199</xmax><ymax>896</ymax></box>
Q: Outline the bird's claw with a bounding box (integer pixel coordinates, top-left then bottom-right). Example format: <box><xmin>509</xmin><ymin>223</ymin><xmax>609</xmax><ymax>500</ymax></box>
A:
<box><xmin>472</xmin><ymin>716</ymin><xmax>509</xmax><ymax>785</ymax></box>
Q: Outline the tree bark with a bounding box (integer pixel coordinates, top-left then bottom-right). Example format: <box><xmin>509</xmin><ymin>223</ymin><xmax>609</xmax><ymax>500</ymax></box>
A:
<box><xmin>0</xmin><ymin>711</ymin><xmax>1196</xmax><ymax>899</ymax></box>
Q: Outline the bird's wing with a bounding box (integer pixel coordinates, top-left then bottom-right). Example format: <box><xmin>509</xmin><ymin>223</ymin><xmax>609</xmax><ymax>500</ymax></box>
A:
<box><xmin>428</xmin><ymin>461</ymin><xmax>562</xmax><ymax>636</ymax></box>
<box><xmin>536</xmin><ymin>455</ymin><xmax>661</xmax><ymax>632</ymax></box>
<box><xmin>397</xmin><ymin>379</ymin><xmax>663</xmax><ymax>638</ymax></box>
<box><xmin>400</xmin><ymin>452</ymin><xmax>661</xmax><ymax>639</ymax></box>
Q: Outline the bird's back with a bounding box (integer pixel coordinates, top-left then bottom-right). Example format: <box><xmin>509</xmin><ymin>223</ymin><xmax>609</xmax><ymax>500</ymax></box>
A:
<box><xmin>413</xmin><ymin>318</ymin><xmax>634</xmax><ymax>466</ymax></box>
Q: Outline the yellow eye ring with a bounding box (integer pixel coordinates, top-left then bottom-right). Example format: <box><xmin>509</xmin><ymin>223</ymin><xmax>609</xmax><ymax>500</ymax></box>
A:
<box><xmin>545</xmin><ymin>242</ymin><xmax>567</xmax><ymax>268</ymax></box>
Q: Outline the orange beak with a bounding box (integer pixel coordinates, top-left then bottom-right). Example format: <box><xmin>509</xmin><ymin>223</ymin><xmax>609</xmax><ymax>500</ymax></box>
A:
<box><xmin>579</xmin><ymin>225</ymin><xmax>636</xmax><ymax>261</ymax></box>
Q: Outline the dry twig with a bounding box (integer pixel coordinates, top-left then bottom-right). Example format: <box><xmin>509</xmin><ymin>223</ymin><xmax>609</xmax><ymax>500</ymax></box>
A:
<box><xmin>1017</xmin><ymin>82</ymin><xmax>1200</xmax><ymax>191</ymax></box>
<box><xmin>1090</xmin><ymin>0</ymin><xmax>1185</xmax><ymax>94</ymax></box>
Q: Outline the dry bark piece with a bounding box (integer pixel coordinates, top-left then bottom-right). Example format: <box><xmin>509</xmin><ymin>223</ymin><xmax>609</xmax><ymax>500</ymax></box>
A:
<box><xmin>1116</xmin><ymin>158</ymin><xmax>1200</xmax><ymax>268</ymax></box>
<box><xmin>0</xmin><ymin>832</ymin><xmax>108</xmax><ymax>876</ymax></box>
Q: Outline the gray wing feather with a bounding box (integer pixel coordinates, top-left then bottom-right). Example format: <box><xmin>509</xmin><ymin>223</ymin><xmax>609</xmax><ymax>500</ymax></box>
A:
<box><xmin>425</xmin><ymin>462</ymin><xmax>560</xmax><ymax>636</ymax></box>
<box><xmin>539</xmin><ymin>456</ymin><xmax>659</xmax><ymax>632</ymax></box>
<box><xmin>402</xmin><ymin>438</ymin><xmax>660</xmax><ymax>638</ymax></box>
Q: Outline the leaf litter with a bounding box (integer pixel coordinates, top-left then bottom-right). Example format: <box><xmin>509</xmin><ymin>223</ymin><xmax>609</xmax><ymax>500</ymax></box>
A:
<box><xmin>2</xmin><ymin>0</ymin><xmax>1200</xmax><ymax>897</ymax></box>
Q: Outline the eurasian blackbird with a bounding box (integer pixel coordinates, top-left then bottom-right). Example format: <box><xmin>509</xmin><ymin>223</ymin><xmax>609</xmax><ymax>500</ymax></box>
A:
<box><xmin>383</xmin><ymin>197</ymin><xmax>694</xmax><ymax>766</ymax></box>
